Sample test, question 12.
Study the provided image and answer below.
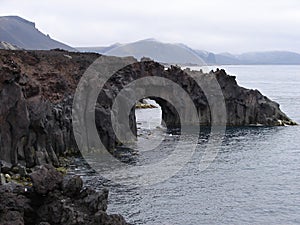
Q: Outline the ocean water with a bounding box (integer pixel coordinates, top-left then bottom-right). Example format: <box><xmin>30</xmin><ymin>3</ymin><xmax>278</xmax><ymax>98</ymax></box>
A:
<box><xmin>71</xmin><ymin>65</ymin><xmax>300</xmax><ymax>225</ymax></box>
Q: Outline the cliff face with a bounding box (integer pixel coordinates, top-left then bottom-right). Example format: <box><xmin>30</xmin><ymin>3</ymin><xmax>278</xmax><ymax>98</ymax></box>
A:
<box><xmin>0</xmin><ymin>49</ymin><xmax>296</xmax><ymax>167</ymax></box>
<box><xmin>0</xmin><ymin>50</ymin><xmax>98</xmax><ymax>167</ymax></box>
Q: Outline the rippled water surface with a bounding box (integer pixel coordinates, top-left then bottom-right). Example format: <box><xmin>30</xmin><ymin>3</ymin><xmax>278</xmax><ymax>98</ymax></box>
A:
<box><xmin>70</xmin><ymin>65</ymin><xmax>300</xmax><ymax>225</ymax></box>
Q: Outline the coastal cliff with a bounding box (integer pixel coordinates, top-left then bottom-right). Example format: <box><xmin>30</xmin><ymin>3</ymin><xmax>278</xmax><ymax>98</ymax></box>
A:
<box><xmin>0</xmin><ymin>49</ymin><xmax>296</xmax><ymax>167</ymax></box>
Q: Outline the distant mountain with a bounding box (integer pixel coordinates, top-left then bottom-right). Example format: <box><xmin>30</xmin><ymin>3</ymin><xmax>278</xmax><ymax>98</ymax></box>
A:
<box><xmin>76</xmin><ymin>43</ymin><xmax>122</xmax><ymax>54</ymax></box>
<box><xmin>77</xmin><ymin>39</ymin><xmax>207</xmax><ymax>65</ymax></box>
<box><xmin>193</xmin><ymin>49</ymin><xmax>217</xmax><ymax>64</ymax></box>
<box><xmin>78</xmin><ymin>40</ymin><xmax>300</xmax><ymax>65</ymax></box>
<box><xmin>236</xmin><ymin>51</ymin><xmax>300</xmax><ymax>65</ymax></box>
<box><xmin>0</xmin><ymin>16</ymin><xmax>75</xmax><ymax>51</ymax></box>
<box><xmin>106</xmin><ymin>39</ymin><xmax>208</xmax><ymax>65</ymax></box>
<box><xmin>214</xmin><ymin>53</ymin><xmax>241</xmax><ymax>65</ymax></box>
<box><xmin>213</xmin><ymin>51</ymin><xmax>300</xmax><ymax>65</ymax></box>
<box><xmin>1</xmin><ymin>15</ymin><xmax>299</xmax><ymax>64</ymax></box>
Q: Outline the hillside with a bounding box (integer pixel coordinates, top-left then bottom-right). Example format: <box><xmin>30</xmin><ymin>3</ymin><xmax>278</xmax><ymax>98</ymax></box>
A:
<box><xmin>0</xmin><ymin>16</ymin><xmax>75</xmax><ymax>51</ymax></box>
<box><xmin>78</xmin><ymin>39</ymin><xmax>207</xmax><ymax>65</ymax></box>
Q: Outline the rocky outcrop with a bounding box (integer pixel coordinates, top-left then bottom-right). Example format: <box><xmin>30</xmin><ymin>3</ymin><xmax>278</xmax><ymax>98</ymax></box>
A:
<box><xmin>0</xmin><ymin>165</ymin><xmax>129</xmax><ymax>225</ymax></box>
<box><xmin>181</xmin><ymin>68</ymin><xmax>295</xmax><ymax>126</ymax></box>
<box><xmin>0</xmin><ymin>49</ymin><xmax>296</xmax><ymax>167</ymax></box>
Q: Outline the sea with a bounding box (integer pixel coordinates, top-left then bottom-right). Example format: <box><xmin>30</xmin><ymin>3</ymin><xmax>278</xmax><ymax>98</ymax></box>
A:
<box><xmin>69</xmin><ymin>65</ymin><xmax>300</xmax><ymax>225</ymax></box>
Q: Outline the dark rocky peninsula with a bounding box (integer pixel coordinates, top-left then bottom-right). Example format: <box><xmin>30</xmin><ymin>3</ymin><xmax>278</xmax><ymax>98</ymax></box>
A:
<box><xmin>0</xmin><ymin>49</ymin><xmax>296</xmax><ymax>168</ymax></box>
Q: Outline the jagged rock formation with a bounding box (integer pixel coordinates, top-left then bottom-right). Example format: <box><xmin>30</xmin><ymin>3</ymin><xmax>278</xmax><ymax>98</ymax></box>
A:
<box><xmin>0</xmin><ymin>165</ymin><xmax>129</xmax><ymax>225</ymax></box>
<box><xmin>0</xmin><ymin>49</ymin><xmax>296</xmax><ymax>167</ymax></box>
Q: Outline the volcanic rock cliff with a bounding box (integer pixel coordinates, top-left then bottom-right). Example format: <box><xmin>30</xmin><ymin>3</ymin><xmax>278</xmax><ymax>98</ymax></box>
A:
<box><xmin>0</xmin><ymin>49</ymin><xmax>296</xmax><ymax>167</ymax></box>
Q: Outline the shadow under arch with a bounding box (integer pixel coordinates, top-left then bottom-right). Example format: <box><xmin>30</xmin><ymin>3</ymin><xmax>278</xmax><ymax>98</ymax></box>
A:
<box><xmin>146</xmin><ymin>97</ymin><xmax>181</xmax><ymax>131</ymax></box>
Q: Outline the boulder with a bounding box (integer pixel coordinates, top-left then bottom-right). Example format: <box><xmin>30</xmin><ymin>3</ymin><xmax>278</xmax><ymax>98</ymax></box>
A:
<box><xmin>30</xmin><ymin>164</ymin><xmax>63</xmax><ymax>195</ymax></box>
<box><xmin>1</xmin><ymin>161</ymin><xmax>12</xmax><ymax>174</ymax></box>
<box><xmin>81</xmin><ymin>187</ymin><xmax>109</xmax><ymax>213</ymax></box>
<box><xmin>62</xmin><ymin>175</ymin><xmax>83</xmax><ymax>197</ymax></box>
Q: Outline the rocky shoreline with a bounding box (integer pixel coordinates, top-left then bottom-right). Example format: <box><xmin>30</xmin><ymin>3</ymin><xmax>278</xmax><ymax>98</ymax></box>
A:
<box><xmin>0</xmin><ymin>164</ymin><xmax>129</xmax><ymax>225</ymax></box>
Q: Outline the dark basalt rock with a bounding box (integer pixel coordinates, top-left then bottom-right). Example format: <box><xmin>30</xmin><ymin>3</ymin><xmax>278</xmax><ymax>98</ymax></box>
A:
<box><xmin>0</xmin><ymin>49</ymin><xmax>296</xmax><ymax>168</ymax></box>
<box><xmin>62</xmin><ymin>175</ymin><xmax>83</xmax><ymax>197</ymax></box>
<box><xmin>0</xmin><ymin>165</ymin><xmax>129</xmax><ymax>225</ymax></box>
<box><xmin>30</xmin><ymin>164</ymin><xmax>63</xmax><ymax>195</ymax></box>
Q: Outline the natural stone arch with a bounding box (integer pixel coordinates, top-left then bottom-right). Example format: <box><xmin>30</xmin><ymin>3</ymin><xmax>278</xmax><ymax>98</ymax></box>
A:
<box><xmin>94</xmin><ymin>60</ymin><xmax>294</xmax><ymax>152</ymax></box>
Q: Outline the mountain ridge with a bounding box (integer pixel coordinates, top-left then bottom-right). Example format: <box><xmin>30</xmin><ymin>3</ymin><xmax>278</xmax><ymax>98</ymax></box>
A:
<box><xmin>1</xmin><ymin>15</ymin><xmax>299</xmax><ymax>65</ymax></box>
<box><xmin>0</xmin><ymin>16</ymin><xmax>76</xmax><ymax>51</ymax></box>
<box><xmin>77</xmin><ymin>39</ymin><xmax>300</xmax><ymax>65</ymax></box>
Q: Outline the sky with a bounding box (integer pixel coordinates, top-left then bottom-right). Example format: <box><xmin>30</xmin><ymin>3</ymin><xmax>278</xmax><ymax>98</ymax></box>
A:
<box><xmin>1</xmin><ymin>0</ymin><xmax>300</xmax><ymax>53</ymax></box>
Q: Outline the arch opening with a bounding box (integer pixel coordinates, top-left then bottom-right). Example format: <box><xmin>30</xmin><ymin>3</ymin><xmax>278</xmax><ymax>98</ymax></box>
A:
<box><xmin>134</xmin><ymin>97</ymin><xmax>181</xmax><ymax>136</ymax></box>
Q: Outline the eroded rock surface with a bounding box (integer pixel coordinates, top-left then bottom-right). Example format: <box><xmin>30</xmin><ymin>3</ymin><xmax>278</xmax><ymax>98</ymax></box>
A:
<box><xmin>0</xmin><ymin>165</ymin><xmax>129</xmax><ymax>225</ymax></box>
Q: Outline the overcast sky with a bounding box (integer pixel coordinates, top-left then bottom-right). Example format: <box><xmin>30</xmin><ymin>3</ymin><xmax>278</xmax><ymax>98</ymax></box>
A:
<box><xmin>1</xmin><ymin>0</ymin><xmax>300</xmax><ymax>53</ymax></box>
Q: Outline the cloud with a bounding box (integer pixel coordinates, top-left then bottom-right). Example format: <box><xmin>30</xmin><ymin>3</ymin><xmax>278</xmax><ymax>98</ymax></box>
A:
<box><xmin>0</xmin><ymin>0</ymin><xmax>300</xmax><ymax>53</ymax></box>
